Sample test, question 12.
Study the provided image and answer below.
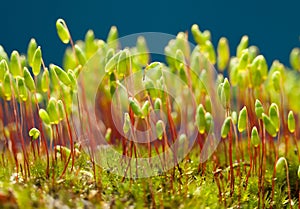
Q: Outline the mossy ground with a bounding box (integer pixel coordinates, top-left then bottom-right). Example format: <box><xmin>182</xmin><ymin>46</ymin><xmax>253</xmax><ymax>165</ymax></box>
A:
<box><xmin>0</xmin><ymin>140</ymin><xmax>299</xmax><ymax>209</ymax></box>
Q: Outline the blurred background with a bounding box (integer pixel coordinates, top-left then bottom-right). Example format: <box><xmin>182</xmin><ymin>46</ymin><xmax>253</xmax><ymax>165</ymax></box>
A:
<box><xmin>1</xmin><ymin>0</ymin><xmax>299</xmax><ymax>66</ymax></box>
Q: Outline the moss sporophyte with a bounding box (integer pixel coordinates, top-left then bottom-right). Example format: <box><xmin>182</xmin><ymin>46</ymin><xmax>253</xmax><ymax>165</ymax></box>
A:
<box><xmin>0</xmin><ymin>18</ymin><xmax>300</xmax><ymax>208</ymax></box>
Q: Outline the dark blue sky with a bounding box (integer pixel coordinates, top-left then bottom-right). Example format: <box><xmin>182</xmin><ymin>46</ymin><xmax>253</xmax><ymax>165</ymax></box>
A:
<box><xmin>1</xmin><ymin>0</ymin><xmax>299</xmax><ymax>66</ymax></box>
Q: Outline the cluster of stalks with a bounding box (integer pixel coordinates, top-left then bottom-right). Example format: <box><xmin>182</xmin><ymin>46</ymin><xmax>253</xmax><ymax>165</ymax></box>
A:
<box><xmin>0</xmin><ymin>18</ymin><xmax>300</xmax><ymax>208</ymax></box>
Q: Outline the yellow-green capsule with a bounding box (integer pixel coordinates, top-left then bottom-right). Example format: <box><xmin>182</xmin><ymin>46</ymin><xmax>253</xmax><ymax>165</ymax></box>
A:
<box><xmin>23</xmin><ymin>67</ymin><xmax>36</xmax><ymax>92</ymax></box>
<box><xmin>47</xmin><ymin>97</ymin><xmax>59</xmax><ymax>125</ymax></box>
<box><xmin>27</xmin><ymin>38</ymin><xmax>37</xmax><ymax>67</ymax></box>
<box><xmin>231</xmin><ymin>111</ymin><xmax>237</xmax><ymax>125</ymax></box>
<box><xmin>262</xmin><ymin>113</ymin><xmax>277</xmax><ymax>137</ymax></box>
<box><xmin>251</xmin><ymin>126</ymin><xmax>260</xmax><ymax>147</ymax></box>
<box><xmin>32</xmin><ymin>47</ymin><xmax>42</xmax><ymax>76</ymax></box>
<box><xmin>17</xmin><ymin>77</ymin><xmax>27</xmax><ymax>101</ymax></box>
<box><xmin>10</xmin><ymin>51</ymin><xmax>22</xmax><ymax>77</ymax></box>
<box><xmin>41</xmin><ymin>68</ymin><xmax>49</xmax><ymax>92</ymax></box>
<box><xmin>236</xmin><ymin>35</ymin><xmax>249</xmax><ymax>58</ymax></box>
<box><xmin>67</xmin><ymin>70</ymin><xmax>77</xmax><ymax>91</ymax></box>
<box><xmin>276</xmin><ymin>157</ymin><xmax>286</xmax><ymax>176</ymax></box>
<box><xmin>156</xmin><ymin>120</ymin><xmax>164</xmax><ymax>140</ymax></box>
<box><xmin>0</xmin><ymin>59</ymin><xmax>8</xmax><ymax>82</ymax></box>
<box><xmin>290</xmin><ymin>48</ymin><xmax>300</xmax><ymax>71</ymax></box>
<box><xmin>237</xmin><ymin>50</ymin><xmax>249</xmax><ymax>70</ymax></box>
<box><xmin>298</xmin><ymin>165</ymin><xmax>300</xmax><ymax>180</ymax></box>
<box><xmin>3</xmin><ymin>73</ymin><xmax>11</xmax><ymax>101</ymax></box>
<box><xmin>51</xmin><ymin>64</ymin><xmax>71</xmax><ymax>87</ymax></box>
<box><xmin>269</xmin><ymin>103</ymin><xmax>280</xmax><ymax>132</ymax></box>
<box><xmin>252</xmin><ymin>55</ymin><xmax>268</xmax><ymax>81</ymax></box>
<box><xmin>141</xmin><ymin>101</ymin><xmax>150</xmax><ymax>117</ymax></box>
<box><xmin>248</xmin><ymin>46</ymin><xmax>259</xmax><ymax>62</ymax></box>
<box><xmin>75</xmin><ymin>44</ymin><xmax>87</xmax><ymax>66</ymax></box>
<box><xmin>136</xmin><ymin>36</ymin><xmax>149</xmax><ymax>66</ymax></box>
<box><xmin>238</xmin><ymin>106</ymin><xmax>247</xmax><ymax>132</ymax></box>
<box><xmin>271</xmin><ymin>71</ymin><xmax>281</xmax><ymax>92</ymax></box>
<box><xmin>191</xmin><ymin>24</ymin><xmax>206</xmax><ymax>45</ymax></box>
<box><xmin>57</xmin><ymin>100</ymin><xmax>65</xmax><ymax>120</ymax></box>
<box><xmin>105</xmin><ymin>51</ymin><xmax>121</xmax><ymax>74</ymax></box>
<box><xmin>129</xmin><ymin>97</ymin><xmax>143</xmax><ymax>117</ymax></box>
<box><xmin>221</xmin><ymin>117</ymin><xmax>231</xmax><ymax>138</ymax></box>
<box><xmin>217</xmin><ymin>37</ymin><xmax>230</xmax><ymax>71</ymax></box>
<box><xmin>175</xmin><ymin>49</ymin><xmax>185</xmax><ymax>70</ymax></box>
<box><xmin>0</xmin><ymin>45</ymin><xmax>8</xmax><ymax>61</ymax></box>
<box><xmin>105</xmin><ymin>128</ymin><xmax>112</xmax><ymax>141</ymax></box>
<box><xmin>195</xmin><ymin>104</ymin><xmax>206</xmax><ymax>134</ymax></box>
<box><xmin>288</xmin><ymin>110</ymin><xmax>295</xmax><ymax>133</ymax></box>
<box><xmin>29</xmin><ymin>128</ymin><xmax>40</xmax><ymax>140</ymax></box>
<box><xmin>107</xmin><ymin>26</ymin><xmax>119</xmax><ymax>50</ymax></box>
<box><xmin>205</xmin><ymin>112</ymin><xmax>214</xmax><ymax>133</ymax></box>
<box><xmin>255</xmin><ymin>99</ymin><xmax>264</xmax><ymax>119</ymax></box>
<box><xmin>56</xmin><ymin>18</ymin><xmax>70</xmax><ymax>44</ymax></box>
<box><xmin>39</xmin><ymin>109</ymin><xmax>51</xmax><ymax>125</ymax></box>
<box><xmin>203</xmin><ymin>40</ymin><xmax>216</xmax><ymax>65</ymax></box>
<box><xmin>123</xmin><ymin>112</ymin><xmax>131</xmax><ymax>134</ymax></box>
<box><xmin>85</xmin><ymin>30</ymin><xmax>98</xmax><ymax>59</ymax></box>
<box><xmin>31</xmin><ymin>93</ymin><xmax>43</xmax><ymax>104</ymax></box>
<box><xmin>49</xmin><ymin>67</ymin><xmax>60</xmax><ymax>90</ymax></box>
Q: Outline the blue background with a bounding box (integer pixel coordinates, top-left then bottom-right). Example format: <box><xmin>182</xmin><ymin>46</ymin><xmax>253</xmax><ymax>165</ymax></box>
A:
<box><xmin>1</xmin><ymin>0</ymin><xmax>299</xmax><ymax>66</ymax></box>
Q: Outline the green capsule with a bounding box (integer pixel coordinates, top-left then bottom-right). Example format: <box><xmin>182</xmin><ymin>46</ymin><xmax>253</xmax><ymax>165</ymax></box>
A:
<box><xmin>251</xmin><ymin>55</ymin><xmax>268</xmax><ymax>82</ymax></box>
<box><xmin>231</xmin><ymin>111</ymin><xmax>237</xmax><ymax>125</ymax></box>
<box><xmin>238</xmin><ymin>106</ymin><xmax>247</xmax><ymax>132</ymax></box>
<box><xmin>271</xmin><ymin>71</ymin><xmax>281</xmax><ymax>92</ymax></box>
<box><xmin>269</xmin><ymin>103</ymin><xmax>280</xmax><ymax>132</ymax></box>
<box><xmin>248</xmin><ymin>46</ymin><xmax>259</xmax><ymax>62</ymax></box>
<box><xmin>175</xmin><ymin>49</ymin><xmax>185</xmax><ymax>70</ymax></box>
<box><xmin>107</xmin><ymin>26</ymin><xmax>119</xmax><ymax>50</ymax></box>
<box><xmin>156</xmin><ymin>120</ymin><xmax>164</xmax><ymax>140</ymax></box>
<box><xmin>105</xmin><ymin>128</ymin><xmax>112</xmax><ymax>141</ymax></box>
<box><xmin>31</xmin><ymin>93</ymin><xmax>43</xmax><ymax>104</ymax></box>
<box><xmin>51</xmin><ymin>64</ymin><xmax>71</xmax><ymax>87</ymax></box>
<box><xmin>205</xmin><ymin>112</ymin><xmax>214</xmax><ymax>133</ymax></box>
<box><xmin>141</xmin><ymin>101</ymin><xmax>150</xmax><ymax>117</ymax></box>
<box><xmin>41</xmin><ymin>69</ymin><xmax>49</xmax><ymax>92</ymax></box>
<box><xmin>255</xmin><ymin>99</ymin><xmax>264</xmax><ymax>119</ymax></box>
<box><xmin>57</xmin><ymin>100</ymin><xmax>66</xmax><ymax>120</ymax></box>
<box><xmin>236</xmin><ymin>35</ymin><xmax>249</xmax><ymax>58</ymax></box>
<box><xmin>32</xmin><ymin>47</ymin><xmax>42</xmax><ymax>76</ymax></box>
<box><xmin>129</xmin><ymin>97</ymin><xmax>143</xmax><ymax>117</ymax></box>
<box><xmin>195</xmin><ymin>104</ymin><xmax>206</xmax><ymax>134</ymax></box>
<box><xmin>290</xmin><ymin>48</ymin><xmax>300</xmax><ymax>71</ymax></box>
<box><xmin>10</xmin><ymin>51</ymin><xmax>22</xmax><ymax>77</ymax></box>
<box><xmin>56</xmin><ymin>18</ymin><xmax>70</xmax><ymax>44</ymax></box>
<box><xmin>154</xmin><ymin>98</ymin><xmax>162</xmax><ymax>110</ymax></box>
<box><xmin>23</xmin><ymin>67</ymin><xmax>36</xmax><ymax>92</ymax></box>
<box><xmin>0</xmin><ymin>45</ymin><xmax>8</xmax><ymax>61</ymax></box>
<box><xmin>47</xmin><ymin>97</ymin><xmax>59</xmax><ymax>125</ymax></box>
<box><xmin>3</xmin><ymin>73</ymin><xmax>11</xmax><ymax>101</ymax></box>
<box><xmin>221</xmin><ymin>117</ymin><xmax>231</xmax><ymax>138</ymax></box>
<box><xmin>275</xmin><ymin>157</ymin><xmax>286</xmax><ymax>176</ymax></box>
<box><xmin>288</xmin><ymin>111</ymin><xmax>295</xmax><ymax>133</ymax></box>
<box><xmin>105</xmin><ymin>51</ymin><xmax>121</xmax><ymax>74</ymax></box>
<box><xmin>27</xmin><ymin>38</ymin><xmax>37</xmax><ymax>67</ymax></box>
<box><xmin>116</xmin><ymin>50</ymin><xmax>128</xmax><ymax>77</ymax></box>
<box><xmin>17</xmin><ymin>77</ymin><xmax>27</xmax><ymax>101</ymax></box>
<box><xmin>221</xmin><ymin>78</ymin><xmax>230</xmax><ymax>107</ymax></box>
<box><xmin>0</xmin><ymin>59</ymin><xmax>8</xmax><ymax>82</ymax></box>
<box><xmin>262</xmin><ymin>113</ymin><xmax>277</xmax><ymax>137</ymax></box>
<box><xmin>298</xmin><ymin>165</ymin><xmax>300</xmax><ymax>180</ymax></box>
<box><xmin>123</xmin><ymin>112</ymin><xmax>131</xmax><ymax>134</ymax></box>
<box><xmin>217</xmin><ymin>37</ymin><xmax>230</xmax><ymax>71</ymax></box>
<box><xmin>251</xmin><ymin>126</ymin><xmax>260</xmax><ymax>147</ymax></box>
<box><xmin>29</xmin><ymin>128</ymin><xmax>40</xmax><ymax>140</ymax></box>
<box><xmin>75</xmin><ymin>44</ymin><xmax>87</xmax><ymax>66</ymax></box>
<box><xmin>39</xmin><ymin>109</ymin><xmax>51</xmax><ymax>125</ymax></box>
